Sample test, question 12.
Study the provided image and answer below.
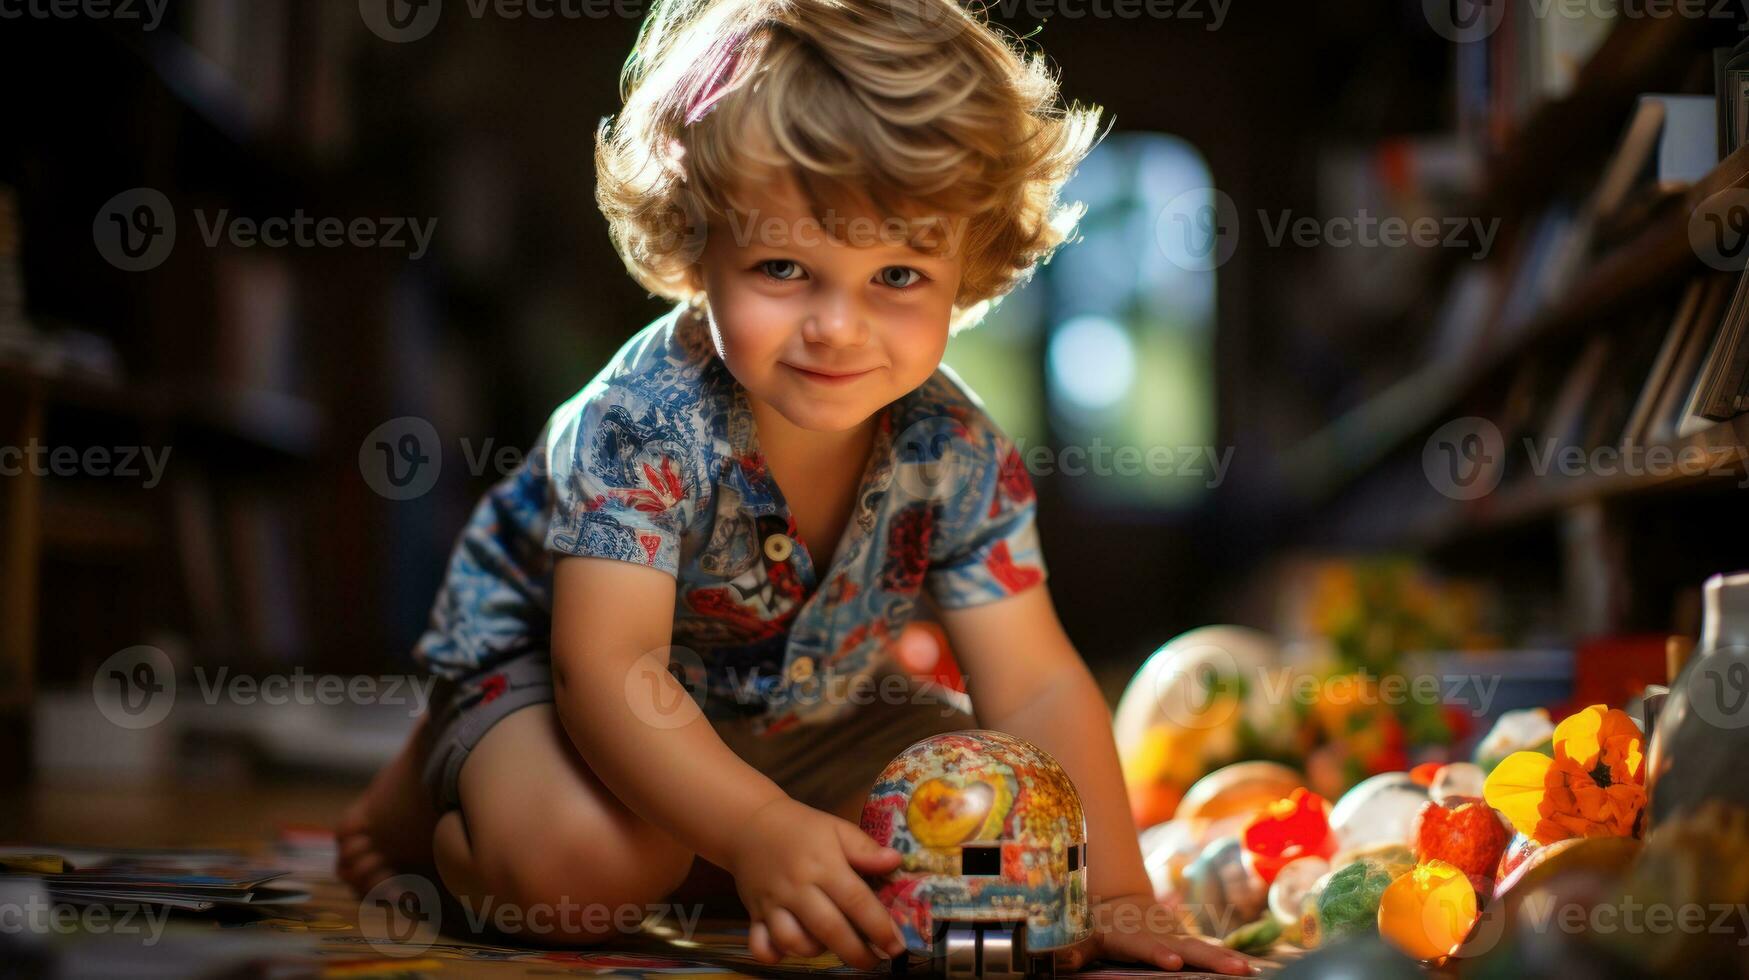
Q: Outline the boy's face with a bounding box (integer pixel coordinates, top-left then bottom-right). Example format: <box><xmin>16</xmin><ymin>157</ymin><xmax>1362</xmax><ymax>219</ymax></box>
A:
<box><xmin>697</xmin><ymin>177</ymin><xmax>965</xmax><ymax>434</ymax></box>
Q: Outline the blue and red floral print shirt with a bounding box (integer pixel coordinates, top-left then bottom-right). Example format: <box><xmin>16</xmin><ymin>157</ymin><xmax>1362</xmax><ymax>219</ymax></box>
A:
<box><xmin>414</xmin><ymin>303</ymin><xmax>1046</xmax><ymax>733</ymax></box>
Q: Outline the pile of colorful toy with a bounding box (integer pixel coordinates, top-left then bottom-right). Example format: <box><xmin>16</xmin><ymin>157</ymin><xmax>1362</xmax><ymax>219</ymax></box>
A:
<box><xmin>1119</xmin><ymin>615</ymin><xmax>1749</xmax><ymax>976</ymax></box>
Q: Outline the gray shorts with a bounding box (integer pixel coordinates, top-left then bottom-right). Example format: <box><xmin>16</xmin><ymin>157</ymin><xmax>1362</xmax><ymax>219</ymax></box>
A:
<box><xmin>420</xmin><ymin>649</ymin><xmax>977</xmax><ymax>817</ymax></box>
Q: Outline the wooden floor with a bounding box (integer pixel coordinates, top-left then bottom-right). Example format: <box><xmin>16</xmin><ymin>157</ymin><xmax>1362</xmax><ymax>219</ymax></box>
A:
<box><xmin>0</xmin><ymin>778</ymin><xmax>363</xmax><ymax>848</ymax></box>
<box><xmin>0</xmin><ymin>779</ymin><xmax>1273</xmax><ymax>979</ymax></box>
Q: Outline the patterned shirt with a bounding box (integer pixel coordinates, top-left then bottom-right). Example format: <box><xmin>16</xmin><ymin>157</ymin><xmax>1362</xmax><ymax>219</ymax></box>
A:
<box><xmin>414</xmin><ymin>303</ymin><xmax>1047</xmax><ymax>733</ymax></box>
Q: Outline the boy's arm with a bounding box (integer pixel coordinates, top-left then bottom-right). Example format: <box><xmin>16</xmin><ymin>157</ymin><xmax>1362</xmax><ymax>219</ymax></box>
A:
<box><xmin>547</xmin><ymin>554</ymin><xmax>785</xmax><ymax>870</ymax></box>
<box><xmin>937</xmin><ymin>584</ymin><xmax>1255</xmax><ymax>976</ymax></box>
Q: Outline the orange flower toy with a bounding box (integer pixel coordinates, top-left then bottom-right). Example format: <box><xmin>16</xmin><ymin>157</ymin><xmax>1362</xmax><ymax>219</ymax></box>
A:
<box><xmin>1241</xmin><ymin>788</ymin><xmax>1338</xmax><ymax>885</ymax></box>
<box><xmin>1482</xmin><ymin>704</ymin><xmax>1646</xmax><ymax>845</ymax></box>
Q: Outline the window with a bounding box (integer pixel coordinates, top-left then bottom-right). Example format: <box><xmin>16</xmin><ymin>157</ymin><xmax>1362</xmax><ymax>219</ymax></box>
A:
<box><xmin>1066</xmin><ymin>842</ymin><xmax>1085</xmax><ymax>872</ymax></box>
<box><xmin>944</xmin><ymin>133</ymin><xmax>1218</xmax><ymax>510</ymax></box>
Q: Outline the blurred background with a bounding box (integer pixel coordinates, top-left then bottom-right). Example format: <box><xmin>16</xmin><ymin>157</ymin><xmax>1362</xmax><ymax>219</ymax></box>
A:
<box><xmin>0</xmin><ymin>0</ymin><xmax>1745</xmax><ymax>835</ymax></box>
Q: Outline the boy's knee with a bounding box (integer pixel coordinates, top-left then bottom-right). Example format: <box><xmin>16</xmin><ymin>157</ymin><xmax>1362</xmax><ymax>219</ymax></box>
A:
<box><xmin>466</xmin><ymin>819</ymin><xmax>693</xmax><ymax>937</ymax></box>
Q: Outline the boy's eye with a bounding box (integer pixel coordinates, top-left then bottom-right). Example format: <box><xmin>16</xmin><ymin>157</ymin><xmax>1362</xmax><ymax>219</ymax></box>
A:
<box><xmin>877</xmin><ymin>266</ymin><xmax>923</xmax><ymax>289</ymax></box>
<box><xmin>759</xmin><ymin>259</ymin><xmax>803</xmax><ymax>281</ymax></box>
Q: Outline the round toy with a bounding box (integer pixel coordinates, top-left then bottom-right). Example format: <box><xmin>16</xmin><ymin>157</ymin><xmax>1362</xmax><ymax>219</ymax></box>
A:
<box><xmin>1329</xmin><ymin>772</ymin><xmax>1428</xmax><ymax>855</ymax></box>
<box><xmin>1175</xmin><ymin>760</ymin><xmax>1305</xmax><ymax>823</ymax></box>
<box><xmin>1183</xmin><ymin>836</ymin><xmax>1267</xmax><ymax>937</ymax></box>
<box><xmin>1112</xmin><ymin>626</ymin><xmax>1290</xmax><ymax>827</ymax></box>
<box><xmin>860</xmin><ymin>731</ymin><xmax>1090</xmax><ymax>979</ymax></box>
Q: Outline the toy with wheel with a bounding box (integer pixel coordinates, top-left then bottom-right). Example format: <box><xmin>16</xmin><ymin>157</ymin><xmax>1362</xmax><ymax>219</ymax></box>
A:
<box><xmin>859</xmin><ymin>731</ymin><xmax>1090</xmax><ymax>980</ymax></box>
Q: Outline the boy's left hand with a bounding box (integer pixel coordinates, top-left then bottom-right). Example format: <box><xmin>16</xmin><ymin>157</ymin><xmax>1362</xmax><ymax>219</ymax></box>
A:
<box><xmin>1053</xmin><ymin>893</ymin><xmax>1259</xmax><ymax>976</ymax></box>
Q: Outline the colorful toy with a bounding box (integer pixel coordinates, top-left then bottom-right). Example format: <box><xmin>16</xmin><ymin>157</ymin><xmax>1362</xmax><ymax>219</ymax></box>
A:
<box><xmin>1111</xmin><ymin>626</ymin><xmax>1292</xmax><ymax>827</ymax></box>
<box><xmin>1376</xmin><ymin>860</ymin><xmax>1477</xmax><ymax>961</ymax></box>
<box><xmin>1409</xmin><ymin>798</ymin><xmax>1510</xmax><ymax>887</ymax></box>
<box><xmin>860</xmin><ymin>731</ymin><xmax>1091</xmax><ymax>979</ymax></box>
<box><xmin>1240</xmin><ymin>788</ymin><xmax>1337</xmax><ymax>885</ymax></box>
<box><xmin>1328</xmin><ymin>772</ymin><xmax>1428</xmax><ymax>854</ymax></box>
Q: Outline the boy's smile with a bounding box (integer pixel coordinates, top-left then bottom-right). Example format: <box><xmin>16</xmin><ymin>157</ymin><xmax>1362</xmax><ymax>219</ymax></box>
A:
<box><xmin>696</xmin><ymin>175</ymin><xmax>966</xmax><ymax>436</ymax></box>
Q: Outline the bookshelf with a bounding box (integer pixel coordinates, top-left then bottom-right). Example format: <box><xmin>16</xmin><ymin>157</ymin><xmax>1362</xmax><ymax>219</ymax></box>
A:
<box><xmin>0</xmin><ymin>3</ymin><xmax>420</xmax><ymax>787</ymax></box>
<box><xmin>1282</xmin><ymin>142</ymin><xmax>1749</xmax><ymax>503</ymax></box>
<box><xmin>1256</xmin><ymin>10</ymin><xmax>1749</xmax><ymax>643</ymax></box>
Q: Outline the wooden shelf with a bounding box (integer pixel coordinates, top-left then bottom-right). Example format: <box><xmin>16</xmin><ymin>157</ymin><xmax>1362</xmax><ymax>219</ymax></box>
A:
<box><xmin>1337</xmin><ymin>414</ymin><xmax>1749</xmax><ymax>551</ymax></box>
<box><xmin>1282</xmin><ymin>144</ymin><xmax>1749</xmax><ymax>505</ymax></box>
<box><xmin>0</xmin><ymin>356</ymin><xmax>322</xmax><ymax>460</ymax></box>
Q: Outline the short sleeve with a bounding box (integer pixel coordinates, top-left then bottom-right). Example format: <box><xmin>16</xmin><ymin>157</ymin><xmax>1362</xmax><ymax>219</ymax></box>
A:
<box><xmin>925</xmin><ymin>421</ymin><xmax>1048</xmax><ymax>608</ymax></box>
<box><xmin>541</xmin><ymin>383</ymin><xmax>700</xmax><ymax>576</ymax></box>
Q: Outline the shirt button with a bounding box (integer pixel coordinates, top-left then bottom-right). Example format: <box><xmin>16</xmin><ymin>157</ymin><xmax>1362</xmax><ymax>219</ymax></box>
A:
<box><xmin>763</xmin><ymin>533</ymin><xmax>795</xmax><ymax>562</ymax></box>
<box><xmin>787</xmin><ymin>657</ymin><xmax>815</xmax><ymax>683</ymax></box>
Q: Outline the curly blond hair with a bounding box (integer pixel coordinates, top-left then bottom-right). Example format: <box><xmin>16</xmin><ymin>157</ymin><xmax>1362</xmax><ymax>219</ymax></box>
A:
<box><xmin>594</xmin><ymin>0</ymin><xmax>1107</xmax><ymax>331</ymax></box>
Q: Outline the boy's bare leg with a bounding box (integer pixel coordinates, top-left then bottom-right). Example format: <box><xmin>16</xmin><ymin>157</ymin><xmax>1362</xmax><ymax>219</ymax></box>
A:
<box><xmin>336</xmin><ymin>715</ymin><xmax>442</xmax><ymax>895</ymax></box>
<box><xmin>429</xmin><ymin>703</ymin><xmax>700</xmax><ymax>944</ymax></box>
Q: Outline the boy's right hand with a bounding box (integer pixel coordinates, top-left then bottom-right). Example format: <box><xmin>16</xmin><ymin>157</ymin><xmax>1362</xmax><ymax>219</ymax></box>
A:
<box><xmin>727</xmin><ymin>797</ymin><xmax>908</xmax><ymax>970</ymax></box>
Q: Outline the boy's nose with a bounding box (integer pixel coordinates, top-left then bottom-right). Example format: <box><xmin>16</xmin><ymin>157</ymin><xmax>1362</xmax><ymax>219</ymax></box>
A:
<box><xmin>800</xmin><ymin>296</ymin><xmax>868</xmax><ymax>348</ymax></box>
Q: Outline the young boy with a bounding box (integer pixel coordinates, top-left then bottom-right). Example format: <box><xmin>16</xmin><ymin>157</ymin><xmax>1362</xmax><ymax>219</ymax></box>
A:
<box><xmin>338</xmin><ymin>0</ymin><xmax>1252</xmax><ymax>974</ymax></box>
